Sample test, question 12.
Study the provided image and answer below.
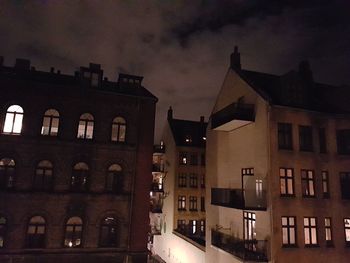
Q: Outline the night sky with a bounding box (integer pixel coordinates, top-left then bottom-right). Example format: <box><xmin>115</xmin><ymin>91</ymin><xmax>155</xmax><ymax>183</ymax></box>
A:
<box><xmin>1</xmin><ymin>1</ymin><xmax>350</xmax><ymax>140</ymax></box>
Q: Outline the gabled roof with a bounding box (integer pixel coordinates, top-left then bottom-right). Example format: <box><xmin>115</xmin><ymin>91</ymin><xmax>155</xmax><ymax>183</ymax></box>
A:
<box><xmin>168</xmin><ymin>118</ymin><xmax>207</xmax><ymax>148</ymax></box>
<box><xmin>233</xmin><ymin>68</ymin><xmax>350</xmax><ymax>114</ymax></box>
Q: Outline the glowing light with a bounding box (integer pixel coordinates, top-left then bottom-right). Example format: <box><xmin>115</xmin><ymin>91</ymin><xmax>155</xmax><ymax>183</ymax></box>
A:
<box><xmin>68</xmin><ymin>241</ymin><xmax>73</xmax><ymax>247</ymax></box>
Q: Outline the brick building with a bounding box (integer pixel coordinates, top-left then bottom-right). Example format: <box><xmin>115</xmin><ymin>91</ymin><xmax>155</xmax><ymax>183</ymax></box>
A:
<box><xmin>0</xmin><ymin>58</ymin><xmax>157</xmax><ymax>263</ymax></box>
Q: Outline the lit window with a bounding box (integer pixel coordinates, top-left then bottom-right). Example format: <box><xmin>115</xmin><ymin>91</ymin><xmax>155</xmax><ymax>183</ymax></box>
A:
<box><xmin>64</xmin><ymin>217</ymin><xmax>83</xmax><ymax>248</ymax></box>
<box><xmin>189</xmin><ymin>196</ymin><xmax>197</xmax><ymax>211</ymax></box>
<box><xmin>100</xmin><ymin>217</ymin><xmax>118</xmax><ymax>247</ymax></box>
<box><xmin>282</xmin><ymin>216</ymin><xmax>296</xmax><ymax>246</ymax></box>
<box><xmin>0</xmin><ymin>158</ymin><xmax>15</xmax><ymax>190</ymax></box>
<box><xmin>34</xmin><ymin>160</ymin><xmax>53</xmax><ymax>190</ymax></box>
<box><xmin>322</xmin><ymin>171</ymin><xmax>330</xmax><ymax>198</ymax></box>
<box><xmin>256</xmin><ymin>179</ymin><xmax>263</xmax><ymax>198</ymax></box>
<box><xmin>190</xmin><ymin>220</ymin><xmax>197</xmax><ymax>234</ymax></box>
<box><xmin>199</xmin><ymin>220</ymin><xmax>205</xmax><ymax>235</ymax></box>
<box><xmin>26</xmin><ymin>216</ymin><xmax>46</xmax><ymax>248</ymax></box>
<box><xmin>178</xmin><ymin>195</ymin><xmax>186</xmax><ymax>211</ymax></box>
<box><xmin>325</xmin><ymin>217</ymin><xmax>333</xmax><ymax>246</ymax></box>
<box><xmin>77</xmin><ymin>113</ymin><xmax>94</xmax><ymax>139</ymax></box>
<box><xmin>0</xmin><ymin>216</ymin><xmax>6</xmax><ymax>248</ymax></box>
<box><xmin>280</xmin><ymin>168</ymin><xmax>294</xmax><ymax>196</ymax></box>
<box><xmin>41</xmin><ymin>109</ymin><xmax>59</xmax><ymax>136</ymax></box>
<box><xmin>106</xmin><ymin>164</ymin><xmax>123</xmax><ymax>194</ymax></box>
<box><xmin>179</xmin><ymin>152</ymin><xmax>187</xmax><ymax>165</ymax></box>
<box><xmin>244</xmin><ymin>212</ymin><xmax>256</xmax><ymax>242</ymax></box>
<box><xmin>345</xmin><ymin>218</ymin><xmax>350</xmax><ymax>246</ymax></box>
<box><xmin>3</xmin><ymin>105</ymin><xmax>23</xmax><ymax>134</ymax></box>
<box><xmin>304</xmin><ymin>217</ymin><xmax>318</xmax><ymax>246</ymax></box>
<box><xmin>301</xmin><ymin>170</ymin><xmax>315</xmax><ymax>197</ymax></box>
<box><xmin>71</xmin><ymin>162</ymin><xmax>89</xmax><ymax>192</ymax></box>
<box><xmin>111</xmin><ymin>117</ymin><xmax>126</xmax><ymax>142</ymax></box>
<box><xmin>242</xmin><ymin>168</ymin><xmax>254</xmax><ymax>176</ymax></box>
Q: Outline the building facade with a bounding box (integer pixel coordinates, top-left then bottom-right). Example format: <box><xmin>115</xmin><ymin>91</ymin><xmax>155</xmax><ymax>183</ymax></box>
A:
<box><xmin>152</xmin><ymin>108</ymin><xmax>207</xmax><ymax>263</ymax></box>
<box><xmin>0</xmin><ymin>58</ymin><xmax>157</xmax><ymax>263</ymax></box>
<box><xmin>206</xmin><ymin>47</ymin><xmax>350</xmax><ymax>263</ymax></box>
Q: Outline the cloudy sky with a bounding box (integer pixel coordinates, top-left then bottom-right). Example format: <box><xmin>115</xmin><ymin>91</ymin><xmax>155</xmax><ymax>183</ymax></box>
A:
<box><xmin>1</xmin><ymin>1</ymin><xmax>350</xmax><ymax>140</ymax></box>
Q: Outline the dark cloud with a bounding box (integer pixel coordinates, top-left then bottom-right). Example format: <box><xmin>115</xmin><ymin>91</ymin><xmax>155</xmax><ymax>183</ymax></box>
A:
<box><xmin>0</xmin><ymin>1</ymin><xmax>350</xmax><ymax>140</ymax></box>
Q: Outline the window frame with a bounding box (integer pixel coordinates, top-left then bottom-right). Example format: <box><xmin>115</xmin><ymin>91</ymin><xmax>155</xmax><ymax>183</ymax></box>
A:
<box><xmin>279</xmin><ymin>168</ymin><xmax>294</xmax><ymax>197</ymax></box>
<box><xmin>106</xmin><ymin>164</ymin><xmax>123</xmax><ymax>194</ymax></box>
<box><xmin>281</xmin><ymin>216</ymin><xmax>297</xmax><ymax>247</ymax></box>
<box><xmin>177</xmin><ymin>195</ymin><xmax>186</xmax><ymax>211</ymax></box>
<box><xmin>319</xmin><ymin>128</ymin><xmax>327</xmax><ymax>153</ymax></box>
<box><xmin>324</xmin><ymin>217</ymin><xmax>333</xmax><ymax>247</ymax></box>
<box><xmin>303</xmin><ymin>217</ymin><xmax>318</xmax><ymax>247</ymax></box>
<box><xmin>278</xmin><ymin>123</ymin><xmax>293</xmax><ymax>150</ymax></box>
<box><xmin>64</xmin><ymin>216</ymin><xmax>83</xmax><ymax>248</ymax></box>
<box><xmin>301</xmin><ymin>169</ymin><xmax>315</xmax><ymax>198</ymax></box>
<box><xmin>26</xmin><ymin>216</ymin><xmax>46</xmax><ymax>248</ymax></box>
<box><xmin>340</xmin><ymin>172</ymin><xmax>350</xmax><ymax>200</ymax></box>
<box><xmin>99</xmin><ymin>217</ymin><xmax>118</xmax><ymax>247</ymax></box>
<box><xmin>41</xmin><ymin>109</ymin><xmax>59</xmax><ymax>136</ymax></box>
<box><xmin>111</xmin><ymin>117</ymin><xmax>127</xmax><ymax>143</ymax></box>
<box><xmin>178</xmin><ymin>173</ymin><xmax>187</xmax><ymax>188</ymax></box>
<box><xmin>77</xmin><ymin>113</ymin><xmax>94</xmax><ymax>140</ymax></box>
<box><xmin>0</xmin><ymin>158</ymin><xmax>15</xmax><ymax>190</ymax></box>
<box><xmin>71</xmin><ymin>162</ymin><xmax>89</xmax><ymax>192</ymax></box>
<box><xmin>3</xmin><ymin>105</ymin><xmax>24</xmax><ymax>135</ymax></box>
<box><xmin>34</xmin><ymin>160</ymin><xmax>53</xmax><ymax>191</ymax></box>
<box><xmin>189</xmin><ymin>173</ymin><xmax>198</xmax><ymax>188</ymax></box>
<box><xmin>189</xmin><ymin>196</ymin><xmax>198</xmax><ymax>211</ymax></box>
<box><xmin>0</xmin><ymin>216</ymin><xmax>6</xmax><ymax>248</ymax></box>
<box><xmin>322</xmin><ymin>171</ymin><xmax>330</xmax><ymax>198</ymax></box>
<box><xmin>344</xmin><ymin>218</ymin><xmax>350</xmax><ymax>246</ymax></box>
<box><xmin>299</xmin><ymin>125</ymin><xmax>313</xmax><ymax>152</ymax></box>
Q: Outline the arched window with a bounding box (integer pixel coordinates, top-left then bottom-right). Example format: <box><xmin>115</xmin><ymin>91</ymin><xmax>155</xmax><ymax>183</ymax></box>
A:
<box><xmin>41</xmin><ymin>109</ymin><xmax>59</xmax><ymax>136</ymax></box>
<box><xmin>26</xmin><ymin>216</ymin><xmax>46</xmax><ymax>248</ymax></box>
<box><xmin>77</xmin><ymin>113</ymin><xmax>94</xmax><ymax>139</ymax></box>
<box><xmin>106</xmin><ymin>164</ymin><xmax>123</xmax><ymax>194</ymax></box>
<box><xmin>0</xmin><ymin>216</ymin><xmax>6</xmax><ymax>248</ymax></box>
<box><xmin>64</xmin><ymin>217</ymin><xmax>83</xmax><ymax>248</ymax></box>
<box><xmin>100</xmin><ymin>217</ymin><xmax>118</xmax><ymax>247</ymax></box>
<box><xmin>0</xmin><ymin>158</ymin><xmax>15</xmax><ymax>190</ymax></box>
<box><xmin>111</xmin><ymin>117</ymin><xmax>126</xmax><ymax>142</ymax></box>
<box><xmin>34</xmin><ymin>160</ymin><xmax>53</xmax><ymax>190</ymax></box>
<box><xmin>3</xmin><ymin>105</ymin><xmax>23</xmax><ymax>134</ymax></box>
<box><xmin>71</xmin><ymin>162</ymin><xmax>89</xmax><ymax>192</ymax></box>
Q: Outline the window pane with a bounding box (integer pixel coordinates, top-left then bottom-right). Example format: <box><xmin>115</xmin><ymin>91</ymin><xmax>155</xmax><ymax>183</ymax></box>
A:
<box><xmin>86</xmin><ymin>122</ymin><xmax>94</xmax><ymax>139</ymax></box>
<box><xmin>290</xmin><ymin>229</ymin><xmax>295</xmax><ymax>244</ymax></box>
<box><xmin>3</xmin><ymin>113</ymin><xmax>14</xmax><ymax>133</ymax></box>
<box><xmin>41</xmin><ymin>117</ymin><xmax>51</xmax><ymax>135</ymax></box>
<box><xmin>304</xmin><ymin>229</ymin><xmax>310</xmax><ymax>244</ymax></box>
<box><xmin>13</xmin><ymin>114</ymin><xmax>23</xmax><ymax>133</ymax></box>
<box><xmin>77</xmin><ymin>121</ymin><xmax>86</xmax><ymax>138</ymax></box>
<box><xmin>119</xmin><ymin>125</ymin><xmax>126</xmax><ymax>141</ymax></box>
<box><xmin>51</xmin><ymin>118</ymin><xmax>59</xmax><ymax>135</ymax></box>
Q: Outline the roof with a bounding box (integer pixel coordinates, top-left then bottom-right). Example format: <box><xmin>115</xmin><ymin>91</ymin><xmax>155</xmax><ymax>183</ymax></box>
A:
<box><xmin>234</xmin><ymin>68</ymin><xmax>350</xmax><ymax>114</ymax></box>
<box><xmin>168</xmin><ymin>118</ymin><xmax>207</xmax><ymax>148</ymax></box>
<box><xmin>0</xmin><ymin>64</ymin><xmax>157</xmax><ymax>101</ymax></box>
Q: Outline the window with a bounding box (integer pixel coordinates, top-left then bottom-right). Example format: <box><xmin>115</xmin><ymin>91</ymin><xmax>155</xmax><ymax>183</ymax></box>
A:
<box><xmin>91</xmin><ymin>73</ymin><xmax>99</xmax><ymax>87</ymax></box>
<box><xmin>322</xmin><ymin>171</ymin><xmax>330</xmax><ymax>198</ymax></box>
<box><xmin>179</xmin><ymin>152</ymin><xmax>187</xmax><ymax>165</ymax></box>
<box><xmin>201</xmin><ymin>153</ymin><xmax>205</xmax><ymax>166</ymax></box>
<box><xmin>344</xmin><ymin>218</ymin><xmax>350</xmax><ymax>246</ymax></box>
<box><xmin>185</xmin><ymin>135</ymin><xmax>192</xmax><ymax>143</ymax></box>
<box><xmin>0</xmin><ymin>158</ymin><xmax>15</xmax><ymax>190</ymax></box>
<box><xmin>178</xmin><ymin>173</ymin><xmax>186</xmax><ymax>187</ymax></box>
<box><xmin>340</xmin><ymin>172</ymin><xmax>350</xmax><ymax>199</ymax></box>
<box><xmin>34</xmin><ymin>160</ymin><xmax>53</xmax><ymax>190</ymax></box>
<box><xmin>189</xmin><ymin>196</ymin><xmax>197</xmax><ymax>211</ymax></box>
<box><xmin>3</xmin><ymin>105</ymin><xmax>23</xmax><ymax>134</ymax></box>
<box><xmin>77</xmin><ymin>113</ymin><xmax>94</xmax><ymax>139</ymax></box>
<box><xmin>280</xmin><ymin>168</ymin><xmax>294</xmax><ymax>196</ymax></box>
<box><xmin>278</xmin><ymin>123</ymin><xmax>292</xmax><ymax>150</ymax></box>
<box><xmin>299</xmin><ymin>125</ymin><xmax>313</xmax><ymax>151</ymax></box>
<box><xmin>190</xmin><ymin>153</ymin><xmax>198</xmax><ymax>166</ymax></box>
<box><xmin>201</xmin><ymin>197</ymin><xmax>205</xmax><ymax>212</ymax></box>
<box><xmin>0</xmin><ymin>216</ymin><xmax>6</xmax><ymax>248</ymax></box>
<box><xmin>64</xmin><ymin>217</ymin><xmax>83</xmax><ymax>248</ymax></box>
<box><xmin>256</xmin><ymin>179</ymin><xmax>263</xmax><ymax>198</ymax></box>
<box><xmin>178</xmin><ymin>196</ymin><xmax>186</xmax><ymax>211</ymax></box>
<box><xmin>26</xmin><ymin>216</ymin><xmax>46</xmax><ymax>248</ymax></box>
<box><xmin>200</xmin><ymin>174</ymin><xmax>205</xmax><ymax>188</ymax></box>
<box><xmin>100</xmin><ymin>217</ymin><xmax>118</xmax><ymax>247</ymax></box>
<box><xmin>301</xmin><ymin>170</ymin><xmax>315</xmax><ymax>197</ymax></box>
<box><xmin>189</xmin><ymin>174</ymin><xmax>198</xmax><ymax>188</ymax></box>
<box><xmin>304</xmin><ymin>217</ymin><xmax>318</xmax><ymax>246</ymax></box>
<box><xmin>244</xmin><ymin>212</ymin><xmax>256</xmax><ymax>245</ymax></box>
<box><xmin>199</xmin><ymin>220</ymin><xmax>205</xmax><ymax>235</ymax></box>
<box><xmin>106</xmin><ymin>164</ymin><xmax>123</xmax><ymax>194</ymax></box>
<box><xmin>319</xmin><ymin>128</ymin><xmax>327</xmax><ymax>153</ymax></box>
<box><xmin>71</xmin><ymin>162</ymin><xmax>89</xmax><ymax>192</ymax></box>
<box><xmin>177</xmin><ymin>220</ymin><xmax>186</xmax><ymax>233</ymax></box>
<box><xmin>282</xmin><ymin>216</ymin><xmax>296</xmax><ymax>246</ymax></box>
<box><xmin>325</xmin><ymin>217</ymin><xmax>333</xmax><ymax>246</ymax></box>
<box><xmin>111</xmin><ymin>117</ymin><xmax>126</xmax><ymax>142</ymax></box>
<box><xmin>337</xmin><ymin>129</ymin><xmax>350</xmax><ymax>155</ymax></box>
<box><xmin>242</xmin><ymin>168</ymin><xmax>254</xmax><ymax>176</ymax></box>
<box><xmin>189</xmin><ymin>220</ymin><xmax>197</xmax><ymax>235</ymax></box>
<box><xmin>41</xmin><ymin>109</ymin><xmax>59</xmax><ymax>136</ymax></box>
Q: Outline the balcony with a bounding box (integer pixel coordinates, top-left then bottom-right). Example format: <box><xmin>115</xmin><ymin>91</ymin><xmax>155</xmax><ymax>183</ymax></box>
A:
<box><xmin>174</xmin><ymin>224</ymin><xmax>206</xmax><ymax>247</ymax></box>
<box><xmin>211</xmin><ymin>188</ymin><xmax>266</xmax><ymax>211</ymax></box>
<box><xmin>153</xmin><ymin>144</ymin><xmax>166</xmax><ymax>153</ymax></box>
<box><xmin>211</xmin><ymin>102</ymin><xmax>255</xmax><ymax>131</ymax></box>
<box><xmin>211</xmin><ymin>229</ymin><xmax>268</xmax><ymax>262</ymax></box>
<box><xmin>152</xmin><ymin>163</ymin><xmax>164</xmax><ymax>173</ymax></box>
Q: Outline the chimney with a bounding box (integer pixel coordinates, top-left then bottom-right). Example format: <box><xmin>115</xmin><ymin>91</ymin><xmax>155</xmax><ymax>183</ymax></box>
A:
<box><xmin>230</xmin><ymin>46</ymin><xmax>241</xmax><ymax>70</ymax></box>
<box><xmin>167</xmin><ymin>106</ymin><xmax>173</xmax><ymax>120</ymax></box>
<box><xmin>50</xmin><ymin>67</ymin><xmax>55</xmax><ymax>73</ymax></box>
<box><xmin>200</xmin><ymin>116</ymin><xmax>204</xmax><ymax>123</ymax></box>
<box><xmin>15</xmin><ymin>58</ymin><xmax>30</xmax><ymax>70</ymax></box>
<box><xmin>57</xmin><ymin>70</ymin><xmax>61</xmax><ymax>75</ymax></box>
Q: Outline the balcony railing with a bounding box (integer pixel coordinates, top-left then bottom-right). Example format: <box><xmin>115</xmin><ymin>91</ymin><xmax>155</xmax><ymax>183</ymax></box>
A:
<box><xmin>152</xmin><ymin>163</ymin><xmax>164</xmax><ymax>173</ymax></box>
<box><xmin>211</xmin><ymin>102</ymin><xmax>255</xmax><ymax>131</ymax></box>
<box><xmin>211</xmin><ymin>188</ymin><xmax>266</xmax><ymax>210</ymax></box>
<box><xmin>211</xmin><ymin>229</ymin><xmax>268</xmax><ymax>262</ymax></box>
<box><xmin>174</xmin><ymin>225</ymin><xmax>205</xmax><ymax>247</ymax></box>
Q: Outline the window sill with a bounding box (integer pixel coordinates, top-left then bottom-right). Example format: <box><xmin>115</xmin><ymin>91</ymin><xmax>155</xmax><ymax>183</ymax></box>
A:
<box><xmin>302</xmin><ymin>195</ymin><xmax>316</xmax><ymax>198</ymax></box>
<box><xmin>304</xmin><ymin>244</ymin><xmax>319</xmax><ymax>248</ymax></box>
<box><xmin>282</xmin><ymin>244</ymin><xmax>298</xmax><ymax>248</ymax></box>
<box><xmin>177</xmin><ymin>209</ymin><xmax>186</xmax><ymax>211</ymax></box>
<box><xmin>280</xmin><ymin>194</ymin><xmax>295</xmax><ymax>198</ymax></box>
